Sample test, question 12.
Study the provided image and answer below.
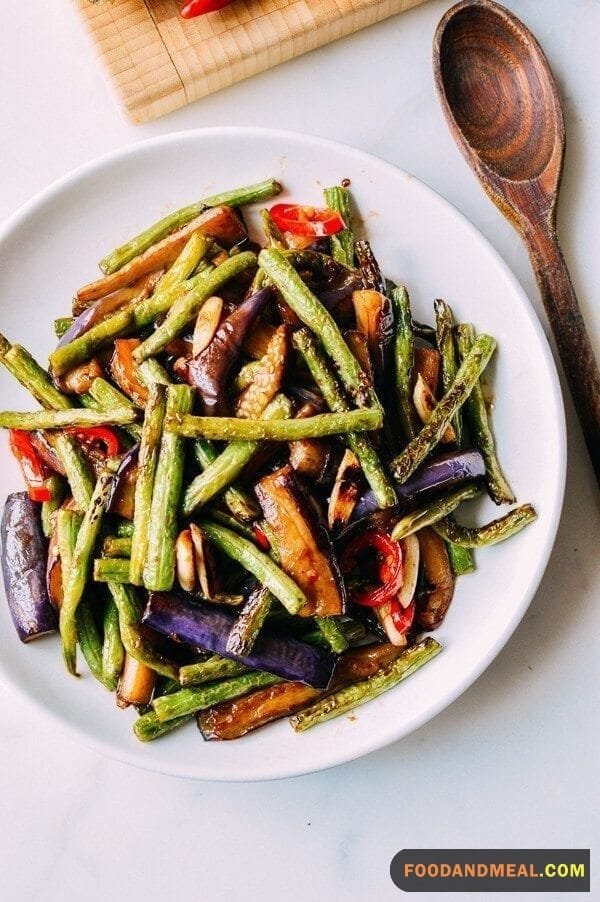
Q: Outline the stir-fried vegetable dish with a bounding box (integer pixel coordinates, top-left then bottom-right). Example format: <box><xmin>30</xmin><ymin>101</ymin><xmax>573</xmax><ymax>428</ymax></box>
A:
<box><xmin>0</xmin><ymin>177</ymin><xmax>536</xmax><ymax>742</ymax></box>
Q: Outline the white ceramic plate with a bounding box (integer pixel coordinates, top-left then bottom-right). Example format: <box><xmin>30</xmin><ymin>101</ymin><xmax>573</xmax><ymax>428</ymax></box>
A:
<box><xmin>0</xmin><ymin>128</ymin><xmax>565</xmax><ymax>781</ymax></box>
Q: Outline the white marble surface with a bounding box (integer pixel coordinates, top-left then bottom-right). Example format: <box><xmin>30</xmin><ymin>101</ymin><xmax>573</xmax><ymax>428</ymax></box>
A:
<box><xmin>1</xmin><ymin>1</ymin><xmax>598</xmax><ymax>899</ymax></box>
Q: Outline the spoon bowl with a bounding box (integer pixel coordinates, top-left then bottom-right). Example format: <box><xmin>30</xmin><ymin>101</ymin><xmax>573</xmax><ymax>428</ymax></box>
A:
<box><xmin>438</xmin><ymin>3</ymin><xmax>563</xmax><ymax>185</ymax></box>
<box><xmin>434</xmin><ymin>0</ymin><xmax>600</xmax><ymax>485</ymax></box>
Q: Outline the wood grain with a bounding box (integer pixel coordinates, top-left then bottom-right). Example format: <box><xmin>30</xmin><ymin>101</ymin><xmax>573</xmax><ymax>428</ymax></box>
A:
<box><xmin>434</xmin><ymin>0</ymin><xmax>600</xmax><ymax>484</ymax></box>
<box><xmin>76</xmin><ymin>0</ymin><xmax>428</xmax><ymax>123</ymax></box>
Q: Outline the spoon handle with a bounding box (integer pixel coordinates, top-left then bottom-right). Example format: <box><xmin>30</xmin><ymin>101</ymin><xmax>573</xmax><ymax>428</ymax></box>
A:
<box><xmin>525</xmin><ymin>228</ymin><xmax>600</xmax><ymax>483</ymax></box>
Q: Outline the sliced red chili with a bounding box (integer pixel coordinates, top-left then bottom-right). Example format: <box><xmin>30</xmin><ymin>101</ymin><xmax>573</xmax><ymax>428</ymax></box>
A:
<box><xmin>180</xmin><ymin>0</ymin><xmax>233</xmax><ymax>18</ymax></box>
<box><xmin>341</xmin><ymin>529</ymin><xmax>403</xmax><ymax>608</ymax></box>
<box><xmin>8</xmin><ymin>430</ymin><xmax>52</xmax><ymax>502</ymax></box>
<box><xmin>389</xmin><ymin>598</ymin><xmax>416</xmax><ymax>635</ymax></box>
<box><xmin>269</xmin><ymin>204</ymin><xmax>346</xmax><ymax>238</ymax></box>
<box><xmin>252</xmin><ymin>523</ymin><xmax>271</xmax><ymax>552</ymax></box>
<box><xmin>65</xmin><ymin>426</ymin><xmax>121</xmax><ymax>458</ymax></box>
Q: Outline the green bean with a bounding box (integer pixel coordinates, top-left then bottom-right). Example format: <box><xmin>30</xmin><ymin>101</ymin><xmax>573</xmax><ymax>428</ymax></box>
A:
<box><xmin>107</xmin><ymin>582</ymin><xmax>179</xmax><ymax>680</ymax></box>
<box><xmin>170</xmin><ymin>406</ymin><xmax>382</xmax><ymax>443</ymax></box>
<box><xmin>60</xmin><ymin>468</ymin><xmax>113</xmax><ymax>675</ymax></box>
<box><xmin>0</xmin><ymin>341</ymin><xmax>74</xmax><ymax>410</ymax></box>
<box><xmin>225</xmin><ymin>586</ymin><xmax>273</xmax><ymax>657</ymax></box>
<box><xmin>193</xmin><ymin>438</ymin><xmax>260</xmax><ymax>522</ymax></box>
<box><xmin>87</xmin><ymin>377</ymin><xmax>142</xmax><ymax>440</ymax></box>
<box><xmin>0</xmin><ymin>407</ymin><xmax>137</xmax><ymax>430</ymax></box>
<box><xmin>259</xmin><ymin>248</ymin><xmax>379</xmax><ymax>409</ymax></box>
<box><xmin>94</xmin><ymin>557</ymin><xmax>131</xmax><ymax>583</ymax></box>
<box><xmin>304</xmin><ymin>619</ymin><xmax>366</xmax><ymax>649</ymax></box>
<box><xmin>292</xmin><ymin>328</ymin><xmax>396</xmax><ymax>509</ymax></box>
<box><xmin>138</xmin><ymin>358</ymin><xmax>171</xmax><ymax>387</ymax></box>
<box><xmin>446</xmin><ymin>542</ymin><xmax>476</xmax><ymax>576</ymax></box>
<box><xmin>323</xmin><ymin>185</ymin><xmax>354</xmax><ymax>267</ymax></box>
<box><xmin>432</xmin><ymin>504</ymin><xmax>537</xmax><ymax>547</ymax></box>
<box><xmin>390</xmin><ymin>286</ymin><xmax>420</xmax><ymax>442</ymax></box>
<box><xmin>455</xmin><ymin>323</ymin><xmax>515</xmax><ymax>505</ymax></box>
<box><xmin>391</xmin><ymin>484</ymin><xmax>481</xmax><ymax>540</ymax></box>
<box><xmin>130</xmin><ymin>383</ymin><xmax>167</xmax><ymax>585</ymax></box>
<box><xmin>40</xmin><ymin>475</ymin><xmax>66</xmax><ymax>537</ymax></box>
<box><xmin>116</xmin><ymin>520</ymin><xmax>134</xmax><ymax>538</ymax></box>
<box><xmin>133</xmin><ymin>710</ymin><xmax>192</xmax><ymax>742</ymax></box>
<box><xmin>99</xmin><ymin>178</ymin><xmax>281</xmax><ymax>274</ymax></box>
<box><xmin>76</xmin><ymin>599</ymin><xmax>115</xmax><ymax>689</ymax></box>
<box><xmin>143</xmin><ymin>385</ymin><xmax>194</xmax><ymax>591</ymax></box>
<box><xmin>155</xmin><ymin>231</ymin><xmax>211</xmax><ymax>296</ymax></box>
<box><xmin>290</xmin><ymin>637</ymin><xmax>442</xmax><ymax>732</ymax></box>
<box><xmin>198</xmin><ymin>520</ymin><xmax>307</xmax><ymax>615</ymax></box>
<box><xmin>179</xmin><ymin>656</ymin><xmax>249</xmax><ymax>687</ymax></box>
<box><xmin>390</xmin><ymin>334</ymin><xmax>496</xmax><ymax>483</ymax></box>
<box><xmin>102</xmin><ymin>598</ymin><xmax>125</xmax><ymax>689</ymax></box>
<box><xmin>205</xmin><ymin>508</ymin><xmax>255</xmax><ymax>540</ymax></box>
<box><xmin>434</xmin><ymin>298</ymin><xmax>465</xmax><ymax>448</ymax></box>
<box><xmin>183</xmin><ymin>394</ymin><xmax>292</xmax><ymax>516</ymax></box>
<box><xmin>314</xmin><ymin>616</ymin><xmax>349</xmax><ymax>654</ymax></box>
<box><xmin>133</xmin><ymin>251</ymin><xmax>257</xmax><ymax>361</ymax></box>
<box><xmin>0</xmin><ymin>336</ymin><xmax>94</xmax><ymax>506</ymax></box>
<box><xmin>260</xmin><ymin>209</ymin><xmax>285</xmax><ymax>248</ymax></box>
<box><xmin>48</xmin><ymin>269</ymin><xmax>196</xmax><ymax>375</ymax></box>
<box><xmin>102</xmin><ymin>536</ymin><xmax>132</xmax><ymax>557</ymax></box>
<box><xmin>54</xmin><ymin>317</ymin><xmax>74</xmax><ymax>339</ymax></box>
<box><xmin>153</xmin><ymin>671</ymin><xmax>282</xmax><ymax>723</ymax></box>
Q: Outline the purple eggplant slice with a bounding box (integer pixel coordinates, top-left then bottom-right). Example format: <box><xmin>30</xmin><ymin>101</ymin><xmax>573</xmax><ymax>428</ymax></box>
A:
<box><xmin>186</xmin><ymin>287</ymin><xmax>272</xmax><ymax>416</ymax></box>
<box><xmin>352</xmin><ymin>449</ymin><xmax>486</xmax><ymax>521</ymax></box>
<box><xmin>256</xmin><ymin>464</ymin><xmax>346</xmax><ymax>617</ymax></box>
<box><xmin>143</xmin><ymin>592</ymin><xmax>337</xmax><ymax>689</ymax></box>
<box><xmin>1</xmin><ymin>492</ymin><xmax>57</xmax><ymax>642</ymax></box>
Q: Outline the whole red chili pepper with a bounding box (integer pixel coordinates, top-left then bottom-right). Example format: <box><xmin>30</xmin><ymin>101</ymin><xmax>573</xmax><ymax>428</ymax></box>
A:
<box><xmin>180</xmin><ymin>0</ymin><xmax>233</xmax><ymax>19</ymax></box>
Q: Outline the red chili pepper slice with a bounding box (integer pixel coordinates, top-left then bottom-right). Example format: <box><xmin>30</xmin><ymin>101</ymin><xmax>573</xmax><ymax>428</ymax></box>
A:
<box><xmin>65</xmin><ymin>426</ymin><xmax>121</xmax><ymax>458</ymax></box>
<box><xmin>269</xmin><ymin>204</ymin><xmax>346</xmax><ymax>238</ymax></box>
<box><xmin>341</xmin><ymin>529</ymin><xmax>404</xmax><ymax>608</ymax></box>
<box><xmin>252</xmin><ymin>523</ymin><xmax>271</xmax><ymax>552</ymax></box>
<box><xmin>389</xmin><ymin>598</ymin><xmax>416</xmax><ymax>635</ymax></box>
<box><xmin>180</xmin><ymin>0</ymin><xmax>233</xmax><ymax>18</ymax></box>
<box><xmin>8</xmin><ymin>430</ymin><xmax>52</xmax><ymax>502</ymax></box>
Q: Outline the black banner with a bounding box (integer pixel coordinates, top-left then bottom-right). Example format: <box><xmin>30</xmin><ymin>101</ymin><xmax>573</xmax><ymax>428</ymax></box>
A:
<box><xmin>390</xmin><ymin>849</ymin><xmax>590</xmax><ymax>893</ymax></box>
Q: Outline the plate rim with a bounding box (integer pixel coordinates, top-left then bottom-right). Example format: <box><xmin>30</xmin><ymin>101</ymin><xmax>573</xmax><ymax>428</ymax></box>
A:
<box><xmin>0</xmin><ymin>126</ymin><xmax>567</xmax><ymax>781</ymax></box>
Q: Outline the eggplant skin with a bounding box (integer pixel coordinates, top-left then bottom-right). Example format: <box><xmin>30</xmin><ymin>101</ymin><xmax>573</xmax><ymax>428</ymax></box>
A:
<box><xmin>256</xmin><ymin>465</ymin><xmax>346</xmax><ymax>617</ymax></box>
<box><xmin>143</xmin><ymin>591</ymin><xmax>337</xmax><ymax>689</ymax></box>
<box><xmin>1</xmin><ymin>493</ymin><xmax>57</xmax><ymax>642</ymax></box>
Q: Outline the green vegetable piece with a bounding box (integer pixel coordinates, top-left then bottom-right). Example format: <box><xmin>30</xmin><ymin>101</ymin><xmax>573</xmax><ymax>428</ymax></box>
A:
<box><xmin>60</xmin><ymin>468</ymin><xmax>114</xmax><ymax>675</ymax></box>
<box><xmin>290</xmin><ymin>637</ymin><xmax>442</xmax><ymax>732</ymax></box>
<box><xmin>183</xmin><ymin>394</ymin><xmax>292</xmax><ymax>516</ymax></box>
<box><xmin>390</xmin><ymin>286</ymin><xmax>420</xmax><ymax>442</ymax></box>
<box><xmin>323</xmin><ymin>185</ymin><xmax>354</xmax><ymax>267</ymax></box>
<box><xmin>292</xmin><ymin>328</ymin><xmax>396</xmax><ymax>509</ymax></box>
<box><xmin>102</xmin><ymin>597</ymin><xmax>125</xmax><ymax>689</ymax></box>
<box><xmin>434</xmin><ymin>298</ymin><xmax>464</xmax><ymax>448</ymax></box>
<box><xmin>99</xmin><ymin>178</ymin><xmax>281</xmax><ymax>274</ymax></box>
<box><xmin>314</xmin><ymin>616</ymin><xmax>349</xmax><ymax>654</ymax></box>
<box><xmin>133</xmin><ymin>252</ymin><xmax>257</xmax><ymax>361</ymax></box>
<box><xmin>455</xmin><ymin>323</ymin><xmax>515</xmax><ymax>505</ymax></box>
<box><xmin>133</xmin><ymin>711</ymin><xmax>192</xmax><ymax>742</ymax></box>
<box><xmin>390</xmin><ymin>334</ymin><xmax>497</xmax><ymax>483</ymax></box>
<box><xmin>390</xmin><ymin>484</ymin><xmax>481</xmax><ymax>540</ymax></box>
<box><xmin>179</xmin><ymin>656</ymin><xmax>249</xmax><ymax>687</ymax></box>
<box><xmin>259</xmin><ymin>247</ymin><xmax>379</xmax><ymax>410</ymax></box>
<box><xmin>153</xmin><ymin>671</ymin><xmax>282</xmax><ymax>723</ymax></box>
<box><xmin>432</xmin><ymin>504</ymin><xmax>538</xmax><ymax>547</ymax></box>
<box><xmin>130</xmin><ymin>382</ymin><xmax>167</xmax><ymax>585</ymax></box>
<box><xmin>143</xmin><ymin>385</ymin><xmax>194</xmax><ymax>591</ymax></box>
<box><xmin>0</xmin><ymin>407</ymin><xmax>137</xmax><ymax>430</ymax></box>
<box><xmin>198</xmin><ymin>520</ymin><xmax>307</xmax><ymax>615</ymax></box>
<box><xmin>107</xmin><ymin>582</ymin><xmax>179</xmax><ymax>680</ymax></box>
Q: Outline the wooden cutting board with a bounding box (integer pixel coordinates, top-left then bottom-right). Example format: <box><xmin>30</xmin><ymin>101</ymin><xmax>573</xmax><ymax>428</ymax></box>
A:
<box><xmin>77</xmin><ymin>0</ymin><xmax>429</xmax><ymax>123</ymax></box>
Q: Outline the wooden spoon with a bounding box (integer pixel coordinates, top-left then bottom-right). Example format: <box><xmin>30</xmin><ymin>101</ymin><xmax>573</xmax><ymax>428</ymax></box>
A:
<box><xmin>433</xmin><ymin>0</ymin><xmax>600</xmax><ymax>483</ymax></box>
